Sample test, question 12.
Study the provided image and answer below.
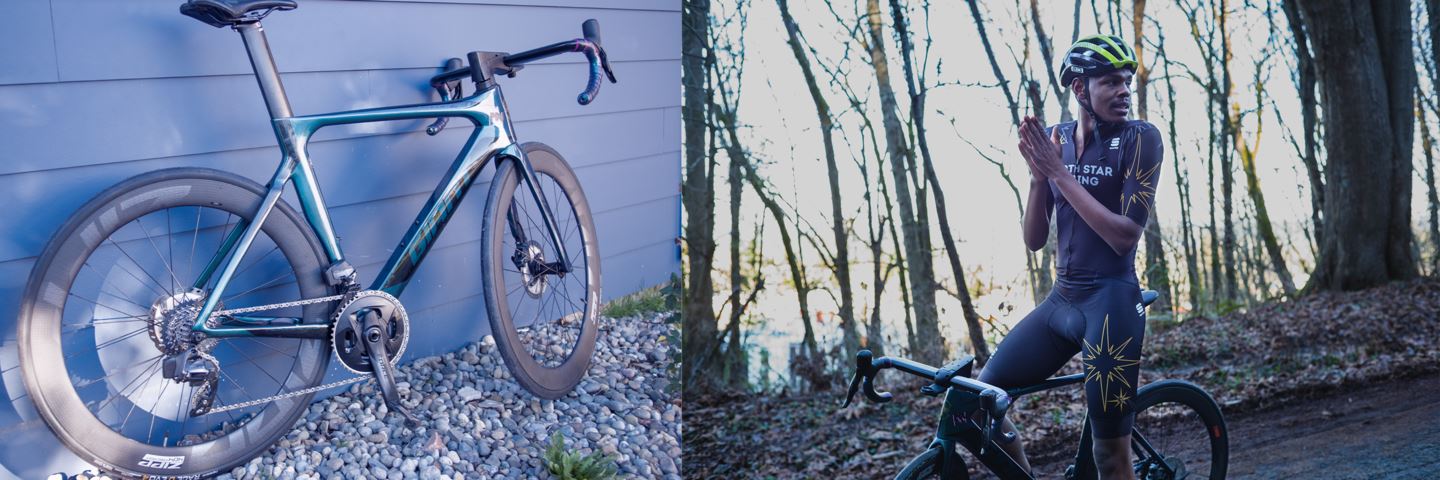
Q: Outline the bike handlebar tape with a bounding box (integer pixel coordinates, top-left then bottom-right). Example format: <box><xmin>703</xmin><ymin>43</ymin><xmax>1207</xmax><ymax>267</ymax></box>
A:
<box><xmin>578</xmin><ymin>44</ymin><xmax>604</xmax><ymax>105</ymax></box>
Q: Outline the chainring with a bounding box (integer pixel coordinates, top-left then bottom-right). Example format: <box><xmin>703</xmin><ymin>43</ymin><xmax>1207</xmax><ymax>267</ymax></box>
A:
<box><xmin>330</xmin><ymin>290</ymin><xmax>409</xmax><ymax>373</ymax></box>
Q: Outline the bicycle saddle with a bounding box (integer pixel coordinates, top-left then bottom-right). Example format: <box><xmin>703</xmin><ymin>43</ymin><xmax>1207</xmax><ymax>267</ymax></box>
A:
<box><xmin>181</xmin><ymin>0</ymin><xmax>297</xmax><ymax>28</ymax></box>
<box><xmin>1141</xmin><ymin>289</ymin><xmax>1159</xmax><ymax>307</ymax></box>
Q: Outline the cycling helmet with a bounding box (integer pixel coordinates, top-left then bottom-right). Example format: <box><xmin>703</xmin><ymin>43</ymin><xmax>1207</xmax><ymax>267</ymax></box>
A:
<box><xmin>1059</xmin><ymin>35</ymin><xmax>1137</xmax><ymax>128</ymax></box>
<box><xmin>1058</xmin><ymin>35</ymin><xmax>1138</xmax><ymax>87</ymax></box>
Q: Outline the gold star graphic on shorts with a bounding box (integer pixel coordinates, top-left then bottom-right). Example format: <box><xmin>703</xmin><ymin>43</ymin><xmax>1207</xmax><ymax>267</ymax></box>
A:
<box><xmin>1082</xmin><ymin>314</ymin><xmax>1141</xmax><ymax>412</ymax></box>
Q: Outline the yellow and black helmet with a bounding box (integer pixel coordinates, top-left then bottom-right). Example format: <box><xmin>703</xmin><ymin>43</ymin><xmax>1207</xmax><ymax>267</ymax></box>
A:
<box><xmin>1058</xmin><ymin>35</ymin><xmax>1138</xmax><ymax>87</ymax></box>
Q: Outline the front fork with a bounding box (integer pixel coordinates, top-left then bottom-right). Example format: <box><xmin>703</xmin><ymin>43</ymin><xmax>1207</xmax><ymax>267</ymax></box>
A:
<box><xmin>503</xmin><ymin>146</ymin><xmax>571</xmax><ymax>276</ymax></box>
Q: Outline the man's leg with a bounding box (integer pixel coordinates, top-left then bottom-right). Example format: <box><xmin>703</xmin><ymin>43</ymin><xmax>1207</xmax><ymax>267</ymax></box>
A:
<box><xmin>1092</xmin><ymin>434</ymin><xmax>1135</xmax><ymax>480</ymax></box>
<box><xmin>973</xmin><ymin>293</ymin><xmax>1077</xmax><ymax>476</ymax></box>
<box><xmin>1081</xmin><ymin>282</ymin><xmax>1146</xmax><ymax>480</ymax></box>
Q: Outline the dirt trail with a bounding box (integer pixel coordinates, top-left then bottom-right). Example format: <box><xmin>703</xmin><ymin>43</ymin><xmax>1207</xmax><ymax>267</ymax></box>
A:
<box><xmin>1027</xmin><ymin>372</ymin><xmax>1440</xmax><ymax>479</ymax></box>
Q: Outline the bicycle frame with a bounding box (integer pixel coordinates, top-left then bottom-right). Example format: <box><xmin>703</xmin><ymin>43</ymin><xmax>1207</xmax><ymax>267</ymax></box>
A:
<box><xmin>186</xmin><ymin>22</ymin><xmax>572</xmax><ymax>339</ymax></box>
<box><xmin>929</xmin><ymin>370</ymin><xmax>1137</xmax><ymax>480</ymax></box>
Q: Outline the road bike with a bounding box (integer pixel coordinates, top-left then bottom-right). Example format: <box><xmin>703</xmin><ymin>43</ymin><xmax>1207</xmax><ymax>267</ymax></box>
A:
<box><xmin>16</xmin><ymin>1</ymin><xmax>616</xmax><ymax>477</ymax></box>
<box><xmin>844</xmin><ymin>290</ymin><xmax>1229</xmax><ymax>479</ymax></box>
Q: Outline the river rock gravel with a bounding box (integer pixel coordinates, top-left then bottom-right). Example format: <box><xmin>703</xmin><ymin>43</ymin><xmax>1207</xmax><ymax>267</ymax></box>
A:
<box><xmin>207</xmin><ymin>311</ymin><xmax>680</xmax><ymax>480</ymax></box>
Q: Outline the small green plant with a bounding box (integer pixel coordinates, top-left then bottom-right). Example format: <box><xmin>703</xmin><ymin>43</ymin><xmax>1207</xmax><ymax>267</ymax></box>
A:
<box><xmin>543</xmin><ymin>431</ymin><xmax>618</xmax><ymax>480</ymax></box>
<box><xmin>601</xmin><ymin>283</ymin><xmax>672</xmax><ymax>318</ymax></box>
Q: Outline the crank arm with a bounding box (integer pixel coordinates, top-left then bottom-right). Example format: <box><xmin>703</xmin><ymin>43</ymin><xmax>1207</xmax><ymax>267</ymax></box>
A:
<box><xmin>361</xmin><ymin>310</ymin><xmax>420</xmax><ymax>426</ymax></box>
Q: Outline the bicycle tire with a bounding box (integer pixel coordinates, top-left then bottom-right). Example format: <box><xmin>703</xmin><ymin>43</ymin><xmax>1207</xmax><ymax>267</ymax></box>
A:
<box><xmin>1127</xmin><ymin>379</ymin><xmax>1229</xmax><ymax>480</ymax></box>
<box><xmin>18</xmin><ymin>168</ymin><xmax>332</xmax><ymax>477</ymax></box>
<box><xmin>894</xmin><ymin>446</ymin><xmax>946</xmax><ymax>480</ymax></box>
<box><xmin>481</xmin><ymin>142</ymin><xmax>601</xmax><ymax>399</ymax></box>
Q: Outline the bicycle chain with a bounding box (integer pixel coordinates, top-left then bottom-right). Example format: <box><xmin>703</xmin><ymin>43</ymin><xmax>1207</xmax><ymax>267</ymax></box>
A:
<box><xmin>202</xmin><ymin>292</ymin><xmax>375</xmax><ymax>414</ymax></box>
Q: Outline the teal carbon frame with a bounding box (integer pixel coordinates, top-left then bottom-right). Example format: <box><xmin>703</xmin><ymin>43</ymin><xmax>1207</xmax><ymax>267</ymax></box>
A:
<box><xmin>185</xmin><ymin>23</ymin><xmax>572</xmax><ymax>339</ymax></box>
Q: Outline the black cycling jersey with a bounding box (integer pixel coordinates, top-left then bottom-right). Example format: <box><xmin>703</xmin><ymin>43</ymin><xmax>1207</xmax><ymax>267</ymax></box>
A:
<box><xmin>1050</xmin><ymin>119</ymin><xmax>1164</xmax><ymax>282</ymax></box>
<box><xmin>978</xmin><ymin>119</ymin><xmax>1164</xmax><ymax>440</ymax></box>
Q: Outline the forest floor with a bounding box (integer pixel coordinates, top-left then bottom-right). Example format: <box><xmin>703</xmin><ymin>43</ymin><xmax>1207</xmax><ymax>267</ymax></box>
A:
<box><xmin>684</xmin><ymin>277</ymin><xmax>1440</xmax><ymax>479</ymax></box>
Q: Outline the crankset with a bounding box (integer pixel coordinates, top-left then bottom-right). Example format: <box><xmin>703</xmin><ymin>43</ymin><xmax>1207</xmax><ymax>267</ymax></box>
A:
<box><xmin>332</xmin><ymin>290</ymin><xmax>419</xmax><ymax>425</ymax></box>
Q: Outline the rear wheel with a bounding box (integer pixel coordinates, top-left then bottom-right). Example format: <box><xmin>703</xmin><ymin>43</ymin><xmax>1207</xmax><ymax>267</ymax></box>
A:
<box><xmin>18</xmin><ymin>168</ymin><xmax>331</xmax><ymax>477</ymax></box>
<box><xmin>481</xmin><ymin>142</ymin><xmax>601</xmax><ymax>399</ymax></box>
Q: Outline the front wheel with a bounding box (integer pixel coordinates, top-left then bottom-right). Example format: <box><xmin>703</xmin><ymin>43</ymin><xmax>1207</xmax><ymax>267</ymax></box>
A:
<box><xmin>481</xmin><ymin>142</ymin><xmax>602</xmax><ymax>399</ymax></box>
<box><xmin>894</xmin><ymin>447</ymin><xmax>946</xmax><ymax>479</ymax></box>
<box><xmin>1127</xmin><ymin>380</ymin><xmax>1229</xmax><ymax>480</ymax></box>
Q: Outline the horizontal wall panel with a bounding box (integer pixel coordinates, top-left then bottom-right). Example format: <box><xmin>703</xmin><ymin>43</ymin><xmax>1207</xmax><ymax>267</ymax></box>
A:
<box><xmin>51</xmin><ymin>0</ymin><xmax>678</xmax><ymax>82</ymax></box>
<box><xmin>0</xmin><ymin>59</ymin><xmax>678</xmax><ymax>176</ymax></box>
<box><xmin>0</xmin><ymin>0</ymin><xmax>58</xmax><ymax>85</ymax></box>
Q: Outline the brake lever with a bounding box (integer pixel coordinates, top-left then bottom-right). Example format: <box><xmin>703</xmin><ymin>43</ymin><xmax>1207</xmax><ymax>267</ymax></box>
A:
<box><xmin>842</xmin><ymin>372</ymin><xmax>863</xmax><ymax>408</ymax></box>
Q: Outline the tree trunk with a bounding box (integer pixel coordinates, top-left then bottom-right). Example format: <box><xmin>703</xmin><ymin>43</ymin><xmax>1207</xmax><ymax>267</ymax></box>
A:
<box><xmin>1280</xmin><ymin>0</ymin><xmax>1325</xmax><ymax>249</ymax></box>
<box><xmin>775</xmin><ymin>0</ymin><xmax>860</xmax><ymax>361</ymax></box>
<box><xmin>1157</xmin><ymin>29</ymin><xmax>1203</xmax><ymax>313</ymax></box>
<box><xmin>1228</xmin><ymin>66</ymin><xmax>1297</xmax><ymax>295</ymax></box>
<box><xmin>1298</xmin><ymin>0</ymin><xmax>1418</xmax><ymax>291</ymax></box>
<box><xmin>1425</xmin><ymin>0</ymin><xmax>1440</xmax><ymax>274</ymax></box>
<box><xmin>724</xmin><ymin>98</ymin><xmax>747</xmax><ymax>391</ymax></box>
<box><xmin>1218</xmin><ymin>0</ymin><xmax>1240</xmax><ymax>301</ymax></box>
<box><xmin>901</xmin><ymin>0</ymin><xmax>989</xmax><ymax>364</ymax></box>
<box><xmin>866</xmin><ymin>0</ymin><xmax>944</xmax><ymax>365</ymax></box>
<box><xmin>714</xmin><ymin>75</ymin><xmax>827</xmax><ymax>388</ymax></box>
<box><xmin>1417</xmin><ymin>89</ymin><xmax>1440</xmax><ymax>275</ymax></box>
<box><xmin>680</xmin><ymin>0</ymin><xmax>718</xmax><ymax>395</ymax></box>
<box><xmin>1130</xmin><ymin>0</ymin><xmax>1174</xmax><ymax>314</ymax></box>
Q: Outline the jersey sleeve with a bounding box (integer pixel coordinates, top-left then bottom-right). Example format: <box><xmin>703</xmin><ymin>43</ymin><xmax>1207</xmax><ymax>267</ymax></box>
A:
<box><xmin>1119</xmin><ymin>124</ymin><xmax>1163</xmax><ymax>226</ymax></box>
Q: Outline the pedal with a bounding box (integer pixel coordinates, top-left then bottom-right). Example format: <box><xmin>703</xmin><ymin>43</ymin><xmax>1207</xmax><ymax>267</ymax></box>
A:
<box><xmin>359</xmin><ymin>309</ymin><xmax>421</xmax><ymax>426</ymax></box>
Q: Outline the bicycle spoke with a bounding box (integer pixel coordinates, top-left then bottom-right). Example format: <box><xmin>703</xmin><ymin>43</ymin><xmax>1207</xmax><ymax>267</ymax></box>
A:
<box><xmin>85</xmin><ymin>257</ymin><xmax>168</xmax><ymax>301</ymax></box>
<box><xmin>147</xmin><ymin>373</ymin><xmax>173</xmax><ymax>444</ymax></box>
<box><xmin>230</xmin><ymin>243</ymin><xmax>281</xmax><ymax>281</ymax></box>
<box><xmin>106</xmin><ymin>236</ymin><xmax>174</xmax><ymax>298</ymax></box>
<box><xmin>118</xmin><ymin>358</ymin><xmax>167</xmax><ymax>434</ymax></box>
<box><xmin>92</xmin><ymin>356</ymin><xmax>164</xmax><ymax>417</ymax></box>
<box><xmin>137</xmin><ymin>214</ymin><xmax>184</xmax><ymax>293</ymax></box>
<box><xmin>221</xmin><ymin>270</ymin><xmax>296</xmax><ymax>304</ymax></box>
<box><xmin>189</xmin><ymin>207</ymin><xmax>203</xmax><ymax>276</ymax></box>
<box><xmin>68</xmin><ymin>289</ymin><xmax>146</xmax><ymax>320</ymax></box>
<box><xmin>72</xmin><ymin>354</ymin><xmax>164</xmax><ymax>390</ymax></box>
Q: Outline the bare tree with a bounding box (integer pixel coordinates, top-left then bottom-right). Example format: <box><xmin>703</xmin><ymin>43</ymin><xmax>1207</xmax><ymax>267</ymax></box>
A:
<box><xmin>1228</xmin><ymin>50</ymin><xmax>1297</xmax><ymax>295</ymax></box>
<box><xmin>1155</xmin><ymin>26</ymin><xmax>1204</xmax><ymax>311</ymax></box>
<box><xmin>1131</xmin><ymin>0</ymin><xmax>1175</xmax><ymax>314</ymax></box>
<box><xmin>864</xmin><ymin>0</ymin><xmax>945</xmax><ymax>364</ymax></box>
<box><xmin>896</xmin><ymin>0</ymin><xmax>990</xmax><ymax>364</ymax></box>
<box><xmin>1280</xmin><ymin>0</ymin><xmax>1325</xmax><ymax>248</ymax></box>
<box><xmin>774</xmin><ymin>0</ymin><xmax>862</xmax><ymax>361</ymax></box>
<box><xmin>681</xmin><ymin>0</ymin><xmax>719</xmax><ymax>395</ymax></box>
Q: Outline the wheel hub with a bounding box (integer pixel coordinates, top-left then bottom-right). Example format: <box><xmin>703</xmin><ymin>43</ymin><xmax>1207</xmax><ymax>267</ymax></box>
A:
<box><xmin>515</xmin><ymin>240</ymin><xmax>549</xmax><ymax>298</ymax></box>
<box><xmin>149</xmin><ymin>288</ymin><xmax>208</xmax><ymax>355</ymax></box>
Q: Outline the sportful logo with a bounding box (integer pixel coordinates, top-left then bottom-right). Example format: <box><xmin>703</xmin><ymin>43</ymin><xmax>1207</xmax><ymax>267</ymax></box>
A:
<box><xmin>138</xmin><ymin>453</ymin><xmax>186</xmax><ymax>469</ymax></box>
<box><xmin>1135</xmin><ymin>302</ymin><xmax>1143</xmax><ymax>315</ymax></box>
<box><xmin>1110</xmin><ymin>137</ymin><xmax>1121</xmax><ymax>150</ymax></box>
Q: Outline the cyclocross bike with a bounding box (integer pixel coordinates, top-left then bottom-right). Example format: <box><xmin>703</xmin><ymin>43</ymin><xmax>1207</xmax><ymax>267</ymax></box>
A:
<box><xmin>17</xmin><ymin>1</ymin><xmax>616</xmax><ymax>477</ymax></box>
<box><xmin>844</xmin><ymin>290</ymin><xmax>1229</xmax><ymax>479</ymax></box>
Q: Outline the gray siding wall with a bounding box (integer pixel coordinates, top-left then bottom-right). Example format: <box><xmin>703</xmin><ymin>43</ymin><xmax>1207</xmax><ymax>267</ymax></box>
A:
<box><xmin>0</xmin><ymin>1</ymin><xmax>679</xmax><ymax>476</ymax></box>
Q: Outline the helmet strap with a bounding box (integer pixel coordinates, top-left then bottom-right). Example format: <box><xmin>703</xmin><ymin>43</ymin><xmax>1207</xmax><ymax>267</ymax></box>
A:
<box><xmin>1077</xmin><ymin>76</ymin><xmax>1112</xmax><ymax>134</ymax></box>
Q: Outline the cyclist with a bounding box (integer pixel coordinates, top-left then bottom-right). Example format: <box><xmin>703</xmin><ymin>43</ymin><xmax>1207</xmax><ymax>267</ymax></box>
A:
<box><xmin>980</xmin><ymin>34</ymin><xmax>1163</xmax><ymax>479</ymax></box>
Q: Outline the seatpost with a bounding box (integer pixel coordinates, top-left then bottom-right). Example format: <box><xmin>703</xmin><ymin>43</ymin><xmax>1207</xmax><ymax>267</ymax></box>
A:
<box><xmin>235</xmin><ymin>22</ymin><xmax>294</xmax><ymax>119</ymax></box>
